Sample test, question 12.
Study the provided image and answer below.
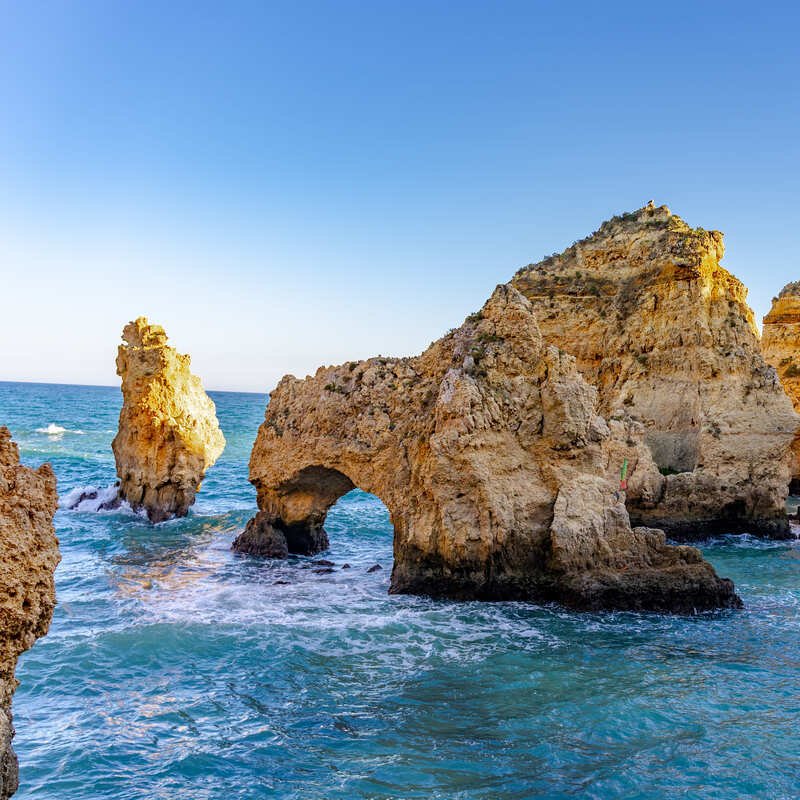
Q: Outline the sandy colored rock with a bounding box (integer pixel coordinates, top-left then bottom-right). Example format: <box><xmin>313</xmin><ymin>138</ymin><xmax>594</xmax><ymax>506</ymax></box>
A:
<box><xmin>761</xmin><ymin>283</ymin><xmax>800</xmax><ymax>485</ymax></box>
<box><xmin>511</xmin><ymin>203</ymin><xmax>798</xmax><ymax>539</ymax></box>
<box><xmin>112</xmin><ymin>317</ymin><xmax>225</xmax><ymax>522</ymax></box>
<box><xmin>0</xmin><ymin>428</ymin><xmax>60</xmax><ymax>799</ymax></box>
<box><xmin>237</xmin><ymin>285</ymin><xmax>740</xmax><ymax>612</ymax></box>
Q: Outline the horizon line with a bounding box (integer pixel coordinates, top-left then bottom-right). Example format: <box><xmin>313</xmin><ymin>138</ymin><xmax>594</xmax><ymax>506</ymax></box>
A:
<box><xmin>0</xmin><ymin>378</ymin><xmax>267</xmax><ymax>397</ymax></box>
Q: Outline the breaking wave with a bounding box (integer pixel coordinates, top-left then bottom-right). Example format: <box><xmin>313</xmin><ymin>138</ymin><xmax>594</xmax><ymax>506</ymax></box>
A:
<box><xmin>36</xmin><ymin>423</ymin><xmax>84</xmax><ymax>436</ymax></box>
<box><xmin>59</xmin><ymin>483</ymin><xmax>129</xmax><ymax>513</ymax></box>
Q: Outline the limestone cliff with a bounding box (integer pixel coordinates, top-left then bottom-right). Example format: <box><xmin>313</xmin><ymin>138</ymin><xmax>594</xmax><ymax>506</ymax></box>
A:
<box><xmin>112</xmin><ymin>318</ymin><xmax>225</xmax><ymax>522</ymax></box>
<box><xmin>237</xmin><ymin>286</ymin><xmax>740</xmax><ymax>612</ymax></box>
<box><xmin>0</xmin><ymin>428</ymin><xmax>60</xmax><ymax>799</ymax></box>
<box><xmin>762</xmin><ymin>282</ymin><xmax>800</xmax><ymax>485</ymax></box>
<box><xmin>511</xmin><ymin>203</ymin><xmax>798</xmax><ymax>539</ymax></box>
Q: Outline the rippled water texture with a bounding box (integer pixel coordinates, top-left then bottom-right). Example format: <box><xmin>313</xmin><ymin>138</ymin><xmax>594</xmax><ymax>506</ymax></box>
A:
<box><xmin>1</xmin><ymin>381</ymin><xmax>799</xmax><ymax>799</ymax></box>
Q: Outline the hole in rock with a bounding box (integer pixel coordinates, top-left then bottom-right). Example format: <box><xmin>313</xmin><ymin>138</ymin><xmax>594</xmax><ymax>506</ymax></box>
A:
<box><xmin>322</xmin><ymin>489</ymin><xmax>394</xmax><ymax>570</ymax></box>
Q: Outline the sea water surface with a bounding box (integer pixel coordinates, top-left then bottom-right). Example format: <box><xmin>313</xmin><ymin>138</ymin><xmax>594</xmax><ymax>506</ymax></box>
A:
<box><xmin>1</xmin><ymin>380</ymin><xmax>799</xmax><ymax>800</ymax></box>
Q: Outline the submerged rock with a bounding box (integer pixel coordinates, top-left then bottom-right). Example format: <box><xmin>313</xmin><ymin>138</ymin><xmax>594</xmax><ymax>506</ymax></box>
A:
<box><xmin>761</xmin><ymin>284</ymin><xmax>800</xmax><ymax>489</ymax></box>
<box><xmin>0</xmin><ymin>428</ymin><xmax>60</xmax><ymax>798</ymax></box>
<box><xmin>112</xmin><ymin>317</ymin><xmax>225</xmax><ymax>522</ymax></box>
<box><xmin>511</xmin><ymin>203</ymin><xmax>798</xmax><ymax>539</ymax></box>
<box><xmin>240</xmin><ymin>285</ymin><xmax>740</xmax><ymax>612</ymax></box>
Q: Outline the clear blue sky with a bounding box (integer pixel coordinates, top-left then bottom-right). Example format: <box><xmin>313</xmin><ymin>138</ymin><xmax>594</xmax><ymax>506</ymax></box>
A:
<box><xmin>1</xmin><ymin>1</ymin><xmax>797</xmax><ymax>392</ymax></box>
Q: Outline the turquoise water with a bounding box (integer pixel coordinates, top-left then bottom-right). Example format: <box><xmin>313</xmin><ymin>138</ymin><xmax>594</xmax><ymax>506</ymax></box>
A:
<box><xmin>1</xmin><ymin>380</ymin><xmax>799</xmax><ymax>800</ymax></box>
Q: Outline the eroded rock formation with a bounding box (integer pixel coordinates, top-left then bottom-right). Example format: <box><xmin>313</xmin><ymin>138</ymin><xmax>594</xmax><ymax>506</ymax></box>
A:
<box><xmin>0</xmin><ymin>428</ymin><xmax>60</xmax><ymax>799</ymax></box>
<box><xmin>762</xmin><ymin>282</ymin><xmax>800</xmax><ymax>487</ymax></box>
<box><xmin>237</xmin><ymin>285</ymin><xmax>740</xmax><ymax>612</ymax></box>
<box><xmin>112</xmin><ymin>317</ymin><xmax>225</xmax><ymax>522</ymax></box>
<box><xmin>511</xmin><ymin>203</ymin><xmax>798</xmax><ymax>539</ymax></box>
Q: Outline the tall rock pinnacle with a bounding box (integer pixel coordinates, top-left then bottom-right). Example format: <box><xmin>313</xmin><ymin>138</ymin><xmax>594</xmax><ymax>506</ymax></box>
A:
<box><xmin>112</xmin><ymin>317</ymin><xmax>225</xmax><ymax>522</ymax></box>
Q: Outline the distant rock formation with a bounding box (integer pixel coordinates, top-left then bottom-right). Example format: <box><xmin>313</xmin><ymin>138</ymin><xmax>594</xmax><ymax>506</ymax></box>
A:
<box><xmin>761</xmin><ymin>283</ymin><xmax>800</xmax><ymax>488</ymax></box>
<box><xmin>112</xmin><ymin>317</ymin><xmax>225</xmax><ymax>522</ymax></box>
<box><xmin>237</xmin><ymin>285</ymin><xmax>740</xmax><ymax>612</ymax></box>
<box><xmin>0</xmin><ymin>428</ymin><xmax>60</xmax><ymax>799</ymax></box>
<box><xmin>511</xmin><ymin>203</ymin><xmax>798</xmax><ymax>539</ymax></box>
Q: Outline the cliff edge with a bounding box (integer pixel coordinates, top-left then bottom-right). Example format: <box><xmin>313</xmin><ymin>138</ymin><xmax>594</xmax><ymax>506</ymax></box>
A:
<box><xmin>0</xmin><ymin>428</ymin><xmax>60</xmax><ymax>799</ymax></box>
<box><xmin>511</xmin><ymin>203</ymin><xmax>798</xmax><ymax>538</ymax></box>
<box><xmin>762</xmin><ymin>283</ymin><xmax>800</xmax><ymax>486</ymax></box>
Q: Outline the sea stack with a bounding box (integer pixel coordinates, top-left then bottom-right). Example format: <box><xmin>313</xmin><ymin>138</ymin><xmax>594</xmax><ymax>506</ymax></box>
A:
<box><xmin>0</xmin><ymin>428</ymin><xmax>60</xmax><ymax>799</ymax></box>
<box><xmin>237</xmin><ymin>285</ymin><xmax>740</xmax><ymax>612</ymax></box>
<box><xmin>511</xmin><ymin>203</ymin><xmax>798</xmax><ymax>539</ymax></box>
<box><xmin>112</xmin><ymin>317</ymin><xmax>225</xmax><ymax>522</ymax></box>
<box><xmin>761</xmin><ymin>283</ymin><xmax>800</xmax><ymax>489</ymax></box>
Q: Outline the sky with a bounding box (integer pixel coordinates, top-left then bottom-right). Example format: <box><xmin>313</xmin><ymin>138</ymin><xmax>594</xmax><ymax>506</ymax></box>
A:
<box><xmin>0</xmin><ymin>1</ymin><xmax>798</xmax><ymax>392</ymax></box>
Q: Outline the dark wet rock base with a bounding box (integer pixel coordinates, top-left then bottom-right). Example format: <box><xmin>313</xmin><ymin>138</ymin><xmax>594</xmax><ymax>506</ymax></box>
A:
<box><xmin>232</xmin><ymin>511</ymin><xmax>329</xmax><ymax>558</ymax></box>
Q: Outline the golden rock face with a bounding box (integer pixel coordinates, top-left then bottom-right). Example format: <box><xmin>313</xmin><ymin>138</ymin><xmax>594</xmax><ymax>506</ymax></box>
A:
<box><xmin>762</xmin><ymin>284</ymin><xmax>800</xmax><ymax>482</ymax></box>
<box><xmin>112</xmin><ymin>317</ymin><xmax>225</xmax><ymax>522</ymax></box>
<box><xmin>511</xmin><ymin>204</ymin><xmax>798</xmax><ymax>538</ymax></box>
<box><xmin>0</xmin><ymin>428</ymin><xmax>60</xmax><ymax>799</ymax></box>
<box><xmin>238</xmin><ymin>285</ymin><xmax>740</xmax><ymax>612</ymax></box>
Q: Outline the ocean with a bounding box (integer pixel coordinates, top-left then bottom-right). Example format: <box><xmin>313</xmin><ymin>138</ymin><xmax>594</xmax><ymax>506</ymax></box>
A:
<box><xmin>1</xmin><ymin>380</ymin><xmax>798</xmax><ymax>799</ymax></box>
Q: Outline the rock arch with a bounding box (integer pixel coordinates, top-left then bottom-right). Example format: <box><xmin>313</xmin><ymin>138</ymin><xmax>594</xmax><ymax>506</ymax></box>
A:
<box><xmin>235</xmin><ymin>286</ymin><xmax>741</xmax><ymax>612</ymax></box>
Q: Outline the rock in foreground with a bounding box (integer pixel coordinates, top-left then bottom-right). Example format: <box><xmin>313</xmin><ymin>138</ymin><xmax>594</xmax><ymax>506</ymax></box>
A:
<box><xmin>512</xmin><ymin>203</ymin><xmax>798</xmax><ymax>539</ymax></box>
<box><xmin>0</xmin><ymin>428</ymin><xmax>60</xmax><ymax>799</ymax></box>
<box><xmin>112</xmin><ymin>317</ymin><xmax>225</xmax><ymax>522</ymax></box>
<box><xmin>239</xmin><ymin>285</ymin><xmax>740</xmax><ymax>612</ymax></box>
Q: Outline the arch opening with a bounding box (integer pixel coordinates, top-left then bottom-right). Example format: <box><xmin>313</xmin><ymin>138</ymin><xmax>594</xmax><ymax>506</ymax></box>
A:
<box><xmin>235</xmin><ymin>464</ymin><xmax>395</xmax><ymax>560</ymax></box>
<box><xmin>324</xmin><ymin>488</ymin><xmax>394</xmax><ymax>567</ymax></box>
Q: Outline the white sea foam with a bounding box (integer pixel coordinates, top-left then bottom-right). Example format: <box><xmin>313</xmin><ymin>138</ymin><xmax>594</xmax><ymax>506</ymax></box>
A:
<box><xmin>60</xmin><ymin>483</ymin><xmax>126</xmax><ymax>513</ymax></box>
<box><xmin>36</xmin><ymin>423</ymin><xmax>85</xmax><ymax>436</ymax></box>
<box><xmin>36</xmin><ymin>423</ymin><xmax>66</xmax><ymax>435</ymax></box>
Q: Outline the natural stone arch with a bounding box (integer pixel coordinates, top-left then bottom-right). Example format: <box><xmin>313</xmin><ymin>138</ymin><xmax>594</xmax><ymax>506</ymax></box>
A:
<box><xmin>235</xmin><ymin>286</ymin><xmax>740</xmax><ymax>612</ymax></box>
<box><xmin>246</xmin><ymin>465</ymin><xmax>361</xmax><ymax>556</ymax></box>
